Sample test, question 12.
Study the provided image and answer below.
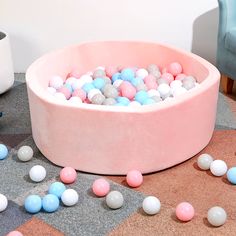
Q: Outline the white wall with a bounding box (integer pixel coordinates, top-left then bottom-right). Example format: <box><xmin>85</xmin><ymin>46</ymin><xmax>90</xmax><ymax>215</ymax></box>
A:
<box><xmin>0</xmin><ymin>0</ymin><xmax>218</xmax><ymax>72</ymax></box>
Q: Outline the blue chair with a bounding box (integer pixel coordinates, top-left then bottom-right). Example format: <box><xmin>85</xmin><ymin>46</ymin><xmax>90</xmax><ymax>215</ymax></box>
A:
<box><xmin>217</xmin><ymin>0</ymin><xmax>236</xmax><ymax>93</ymax></box>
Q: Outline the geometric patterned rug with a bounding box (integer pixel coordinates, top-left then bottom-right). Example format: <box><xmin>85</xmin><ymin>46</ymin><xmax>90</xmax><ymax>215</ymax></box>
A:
<box><xmin>0</xmin><ymin>74</ymin><xmax>236</xmax><ymax>236</ymax></box>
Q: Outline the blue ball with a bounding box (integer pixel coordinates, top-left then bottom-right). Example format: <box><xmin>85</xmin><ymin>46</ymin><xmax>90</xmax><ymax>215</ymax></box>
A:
<box><xmin>227</xmin><ymin>167</ymin><xmax>236</xmax><ymax>184</ymax></box>
<box><xmin>24</xmin><ymin>195</ymin><xmax>42</xmax><ymax>214</ymax></box>
<box><xmin>42</xmin><ymin>194</ymin><xmax>59</xmax><ymax>213</ymax></box>
<box><xmin>0</xmin><ymin>144</ymin><xmax>8</xmax><ymax>160</ymax></box>
<box><xmin>64</xmin><ymin>84</ymin><xmax>73</xmax><ymax>93</ymax></box>
<box><xmin>82</xmin><ymin>83</ymin><xmax>95</xmax><ymax>93</ymax></box>
<box><xmin>121</xmin><ymin>68</ymin><xmax>135</xmax><ymax>81</ymax></box>
<box><xmin>116</xmin><ymin>96</ymin><xmax>130</xmax><ymax>106</ymax></box>
<box><xmin>131</xmin><ymin>77</ymin><xmax>143</xmax><ymax>87</ymax></box>
<box><xmin>115</xmin><ymin>102</ymin><xmax>126</xmax><ymax>106</ymax></box>
<box><xmin>135</xmin><ymin>91</ymin><xmax>148</xmax><ymax>104</ymax></box>
<box><xmin>111</xmin><ymin>73</ymin><xmax>121</xmax><ymax>83</ymax></box>
<box><xmin>143</xmin><ymin>98</ymin><xmax>155</xmax><ymax>105</ymax></box>
<box><xmin>93</xmin><ymin>78</ymin><xmax>106</xmax><ymax>90</ymax></box>
<box><xmin>48</xmin><ymin>182</ymin><xmax>66</xmax><ymax>198</ymax></box>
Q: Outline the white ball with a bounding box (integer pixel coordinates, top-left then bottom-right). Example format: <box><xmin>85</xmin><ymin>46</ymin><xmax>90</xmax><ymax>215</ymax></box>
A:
<box><xmin>129</xmin><ymin>101</ymin><xmax>142</xmax><ymax>107</ymax></box>
<box><xmin>147</xmin><ymin>89</ymin><xmax>160</xmax><ymax>98</ymax></box>
<box><xmin>17</xmin><ymin>146</ymin><xmax>33</xmax><ymax>162</ymax></box>
<box><xmin>113</xmin><ymin>79</ymin><xmax>123</xmax><ymax>89</ymax></box>
<box><xmin>157</xmin><ymin>83</ymin><xmax>171</xmax><ymax>99</ymax></box>
<box><xmin>172</xmin><ymin>86</ymin><xmax>187</xmax><ymax>97</ymax></box>
<box><xmin>0</xmin><ymin>194</ymin><xmax>8</xmax><ymax>212</ymax></box>
<box><xmin>79</xmin><ymin>75</ymin><xmax>93</xmax><ymax>83</ymax></box>
<box><xmin>47</xmin><ymin>87</ymin><xmax>57</xmax><ymax>95</ymax></box>
<box><xmin>210</xmin><ymin>160</ymin><xmax>228</xmax><ymax>176</ymax></box>
<box><xmin>88</xmin><ymin>89</ymin><xmax>102</xmax><ymax>101</ymax></box>
<box><xmin>170</xmin><ymin>80</ymin><xmax>183</xmax><ymax>89</ymax></box>
<box><xmin>86</xmin><ymin>71</ymin><xmax>93</xmax><ymax>76</ymax></box>
<box><xmin>29</xmin><ymin>165</ymin><xmax>46</xmax><ymax>182</ymax></box>
<box><xmin>142</xmin><ymin>196</ymin><xmax>161</xmax><ymax>215</ymax></box>
<box><xmin>72</xmin><ymin>79</ymin><xmax>86</xmax><ymax>90</ymax></box>
<box><xmin>54</xmin><ymin>92</ymin><xmax>67</xmax><ymax>101</ymax></box>
<box><xmin>207</xmin><ymin>206</ymin><xmax>227</xmax><ymax>227</ymax></box>
<box><xmin>49</xmin><ymin>75</ymin><xmax>64</xmax><ymax>89</ymax></box>
<box><xmin>61</xmin><ymin>189</ymin><xmax>79</xmax><ymax>206</ymax></box>
<box><xmin>197</xmin><ymin>153</ymin><xmax>213</xmax><ymax>170</ymax></box>
<box><xmin>65</xmin><ymin>77</ymin><xmax>77</xmax><ymax>85</ymax></box>
<box><xmin>136</xmin><ymin>68</ymin><xmax>149</xmax><ymax>79</ymax></box>
<box><xmin>68</xmin><ymin>96</ymin><xmax>82</xmax><ymax>104</ymax></box>
<box><xmin>106</xmin><ymin>191</ymin><xmax>124</xmax><ymax>209</ymax></box>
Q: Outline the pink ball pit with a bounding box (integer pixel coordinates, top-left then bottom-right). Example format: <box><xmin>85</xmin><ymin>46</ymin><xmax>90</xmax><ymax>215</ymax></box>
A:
<box><xmin>26</xmin><ymin>41</ymin><xmax>220</xmax><ymax>175</ymax></box>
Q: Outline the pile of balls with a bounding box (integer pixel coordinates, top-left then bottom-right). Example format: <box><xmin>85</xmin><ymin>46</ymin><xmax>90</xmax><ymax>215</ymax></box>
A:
<box><xmin>47</xmin><ymin>63</ymin><xmax>200</xmax><ymax>107</ymax></box>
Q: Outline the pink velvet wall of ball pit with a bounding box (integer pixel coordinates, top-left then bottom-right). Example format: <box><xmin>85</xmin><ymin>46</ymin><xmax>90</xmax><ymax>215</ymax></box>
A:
<box><xmin>26</xmin><ymin>41</ymin><xmax>220</xmax><ymax>175</ymax></box>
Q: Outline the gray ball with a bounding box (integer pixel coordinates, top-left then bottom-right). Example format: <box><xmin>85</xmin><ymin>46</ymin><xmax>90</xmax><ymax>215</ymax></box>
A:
<box><xmin>136</xmin><ymin>83</ymin><xmax>147</xmax><ymax>91</ymax></box>
<box><xmin>93</xmin><ymin>69</ymin><xmax>106</xmax><ymax>79</ymax></box>
<box><xmin>197</xmin><ymin>154</ymin><xmax>213</xmax><ymax>170</ymax></box>
<box><xmin>147</xmin><ymin>64</ymin><xmax>160</xmax><ymax>73</ymax></box>
<box><xmin>182</xmin><ymin>80</ymin><xmax>195</xmax><ymax>90</ymax></box>
<box><xmin>207</xmin><ymin>206</ymin><xmax>227</xmax><ymax>227</ymax></box>
<box><xmin>103</xmin><ymin>76</ymin><xmax>112</xmax><ymax>84</ymax></box>
<box><xmin>102</xmin><ymin>98</ymin><xmax>116</xmax><ymax>106</ymax></box>
<box><xmin>150</xmin><ymin>70</ymin><xmax>161</xmax><ymax>79</ymax></box>
<box><xmin>152</xmin><ymin>96</ymin><xmax>162</xmax><ymax>103</ymax></box>
<box><xmin>17</xmin><ymin>146</ymin><xmax>33</xmax><ymax>162</ymax></box>
<box><xmin>157</xmin><ymin>78</ymin><xmax>168</xmax><ymax>85</ymax></box>
<box><xmin>182</xmin><ymin>76</ymin><xmax>196</xmax><ymax>84</ymax></box>
<box><xmin>91</xmin><ymin>94</ymin><xmax>105</xmax><ymax>105</ymax></box>
<box><xmin>106</xmin><ymin>191</ymin><xmax>124</xmax><ymax>209</ymax></box>
<box><xmin>103</xmin><ymin>85</ymin><xmax>118</xmax><ymax>98</ymax></box>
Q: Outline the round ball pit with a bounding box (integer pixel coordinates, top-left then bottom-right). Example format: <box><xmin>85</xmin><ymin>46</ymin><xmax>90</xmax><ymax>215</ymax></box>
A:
<box><xmin>26</xmin><ymin>41</ymin><xmax>220</xmax><ymax>175</ymax></box>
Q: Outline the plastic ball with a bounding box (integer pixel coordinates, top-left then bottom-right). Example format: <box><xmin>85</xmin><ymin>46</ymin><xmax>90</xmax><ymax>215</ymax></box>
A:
<box><xmin>61</xmin><ymin>189</ymin><xmax>79</xmax><ymax>206</ymax></box>
<box><xmin>157</xmin><ymin>78</ymin><xmax>168</xmax><ymax>85</ymax></box>
<box><xmin>131</xmin><ymin>77</ymin><xmax>143</xmax><ymax>87</ymax></box>
<box><xmin>111</xmin><ymin>73</ymin><xmax>121</xmax><ymax>83</ymax></box>
<box><xmin>106</xmin><ymin>191</ymin><xmax>124</xmax><ymax>209</ymax></box>
<box><xmin>129</xmin><ymin>101</ymin><xmax>142</xmax><ymax>107</ymax></box>
<box><xmin>175</xmin><ymin>73</ymin><xmax>186</xmax><ymax>80</ymax></box>
<box><xmin>92</xmin><ymin>178</ymin><xmax>110</xmax><ymax>197</ymax></box>
<box><xmin>67</xmin><ymin>69</ymin><xmax>80</xmax><ymax>79</ymax></box>
<box><xmin>143</xmin><ymin>98</ymin><xmax>155</xmax><ymax>105</ymax></box>
<box><xmin>226</xmin><ymin>167</ymin><xmax>236</xmax><ymax>184</ymax></box>
<box><xmin>93</xmin><ymin>78</ymin><xmax>106</xmax><ymax>90</ymax></box>
<box><xmin>197</xmin><ymin>154</ymin><xmax>214</xmax><ymax>170</ymax></box>
<box><xmin>6</xmin><ymin>231</ymin><xmax>23</xmax><ymax>236</ymax></box>
<box><xmin>150</xmin><ymin>70</ymin><xmax>161</xmax><ymax>79</ymax></box>
<box><xmin>116</xmin><ymin>96</ymin><xmax>130</xmax><ymax>106</ymax></box>
<box><xmin>157</xmin><ymin>83</ymin><xmax>171</xmax><ymax>99</ymax></box>
<box><xmin>171</xmin><ymin>86</ymin><xmax>187</xmax><ymax>97</ymax></box>
<box><xmin>120</xmin><ymin>82</ymin><xmax>136</xmax><ymax>100</ymax></box>
<box><xmin>134</xmin><ymin>90</ymin><xmax>148</xmax><ymax>104</ymax></box>
<box><xmin>48</xmin><ymin>182</ymin><xmax>66</xmax><ymax>198</ymax></box>
<box><xmin>102</xmin><ymin>98</ymin><xmax>117</xmax><ymax>106</ymax></box>
<box><xmin>147</xmin><ymin>89</ymin><xmax>160</xmax><ymax>98</ymax></box>
<box><xmin>68</xmin><ymin>96</ymin><xmax>82</xmax><ymax>104</ymax></box>
<box><xmin>0</xmin><ymin>144</ymin><xmax>8</xmax><ymax>160</ymax></box>
<box><xmin>113</xmin><ymin>79</ymin><xmax>123</xmax><ymax>89</ymax></box>
<box><xmin>17</xmin><ymin>145</ymin><xmax>33</xmax><ymax>162</ymax></box>
<box><xmin>167</xmin><ymin>62</ymin><xmax>183</xmax><ymax>76</ymax></box>
<box><xmin>182</xmin><ymin>80</ymin><xmax>195</xmax><ymax>90</ymax></box>
<box><xmin>105</xmin><ymin>66</ymin><xmax>118</xmax><ymax>78</ymax></box>
<box><xmin>93</xmin><ymin>69</ymin><xmax>106</xmax><ymax>79</ymax></box>
<box><xmin>144</xmin><ymin>75</ymin><xmax>158</xmax><ymax>90</ymax></box>
<box><xmin>88</xmin><ymin>89</ymin><xmax>102</xmax><ymax>101</ymax></box>
<box><xmin>72</xmin><ymin>88</ymin><xmax>86</xmax><ymax>101</ymax></box>
<box><xmin>29</xmin><ymin>165</ymin><xmax>46</xmax><ymax>182</ymax></box>
<box><xmin>54</xmin><ymin>92</ymin><xmax>67</xmax><ymax>101</ymax></box>
<box><xmin>136</xmin><ymin>83</ymin><xmax>147</xmax><ymax>92</ymax></box>
<box><xmin>121</xmin><ymin>68</ymin><xmax>135</xmax><ymax>81</ymax></box>
<box><xmin>207</xmin><ymin>206</ymin><xmax>227</xmax><ymax>227</ymax></box>
<box><xmin>57</xmin><ymin>87</ymin><xmax>71</xmax><ymax>100</ymax></box>
<box><xmin>64</xmin><ymin>83</ymin><xmax>73</xmax><ymax>93</ymax></box>
<box><xmin>47</xmin><ymin>87</ymin><xmax>57</xmax><ymax>95</ymax></box>
<box><xmin>49</xmin><ymin>75</ymin><xmax>64</xmax><ymax>89</ymax></box>
<box><xmin>60</xmin><ymin>167</ymin><xmax>77</xmax><ymax>184</ymax></box>
<box><xmin>126</xmin><ymin>170</ymin><xmax>143</xmax><ymax>187</ymax></box>
<box><xmin>170</xmin><ymin>80</ymin><xmax>182</xmax><ymax>89</ymax></box>
<box><xmin>161</xmin><ymin>73</ymin><xmax>174</xmax><ymax>84</ymax></box>
<box><xmin>91</xmin><ymin>93</ymin><xmax>106</xmax><ymax>105</ymax></box>
<box><xmin>175</xmin><ymin>202</ymin><xmax>195</xmax><ymax>222</ymax></box>
<box><xmin>42</xmin><ymin>194</ymin><xmax>59</xmax><ymax>213</ymax></box>
<box><xmin>210</xmin><ymin>160</ymin><xmax>228</xmax><ymax>176</ymax></box>
<box><xmin>0</xmin><ymin>193</ymin><xmax>8</xmax><ymax>212</ymax></box>
<box><xmin>103</xmin><ymin>85</ymin><xmax>118</xmax><ymax>98</ymax></box>
<box><xmin>82</xmin><ymin>83</ymin><xmax>95</xmax><ymax>93</ymax></box>
<box><xmin>142</xmin><ymin>196</ymin><xmax>161</xmax><ymax>215</ymax></box>
<box><xmin>24</xmin><ymin>195</ymin><xmax>42</xmax><ymax>213</ymax></box>
<box><xmin>147</xmin><ymin>64</ymin><xmax>160</xmax><ymax>73</ymax></box>
<box><xmin>136</xmin><ymin>68</ymin><xmax>149</xmax><ymax>79</ymax></box>
<box><xmin>65</xmin><ymin>76</ymin><xmax>77</xmax><ymax>85</ymax></box>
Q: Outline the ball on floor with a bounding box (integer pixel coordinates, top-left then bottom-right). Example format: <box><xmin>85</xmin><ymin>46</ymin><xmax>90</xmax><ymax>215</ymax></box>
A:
<box><xmin>106</xmin><ymin>191</ymin><xmax>124</xmax><ymax>209</ymax></box>
<box><xmin>142</xmin><ymin>196</ymin><xmax>161</xmax><ymax>215</ymax></box>
<box><xmin>61</xmin><ymin>189</ymin><xmax>79</xmax><ymax>206</ymax></box>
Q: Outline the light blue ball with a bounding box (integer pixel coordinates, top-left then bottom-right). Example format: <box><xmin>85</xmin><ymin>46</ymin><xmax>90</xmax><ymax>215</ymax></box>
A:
<box><xmin>115</xmin><ymin>102</ymin><xmax>126</xmax><ymax>106</ymax></box>
<box><xmin>42</xmin><ymin>194</ymin><xmax>59</xmax><ymax>213</ymax></box>
<box><xmin>112</xmin><ymin>73</ymin><xmax>121</xmax><ymax>83</ymax></box>
<box><xmin>82</xmin><ymin>83</ymin><xmax>95</xmax><ymax>93</ymax></box>
<box><xmin>135</xmin><ymin>91</ymin><xmax>148</xmax><ymax>104</ymax></box>
<box><xmin>227</xmin><ymin>167</ymin><xmax>236</xmax><ymax>184</ymax></box>
<box><xmin>131</xmin><ymin>77</ymin><xmax>143</xmax><ymax>87</ymax></box>
<box><xmin>0</xmin><ymin>144</ymin><xmax>8</xmax><ymax>160</ymax></box>
<box><xmin>143</xmin><ymin>98</ymin><xmax>155</xmax><ymax>105</ymax></box>
<box><xmin>116</xmin><ymin>96</ymin><xmax>130</xmax><ymax>106</ymax></box>
<box><xmin>93</xmin><ymin>78</ymin><xmax>106</xmax><ymax>90</ymax></box>
<box><xmin>24</xmin><ymin>195</ymin><xmax>42</xmax><ymax>214</ymax></box>
<box><xmin>48</xmin><ymin>182</ymin><xmax>66</xmax><ymax>198</ymax></box>
<box><xmin>64</xmin><ymin>84</ymin><xmax>73</xmax><ymax>93</ymax></box>
<box><xmin>121</xmin><ymin>68</ymin><xmax>135</xmax><ymax>81</ymax></box>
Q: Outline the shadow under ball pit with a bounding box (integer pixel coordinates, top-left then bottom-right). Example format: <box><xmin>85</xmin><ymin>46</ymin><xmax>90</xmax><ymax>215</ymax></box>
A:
<box><xmin>26</xmin><ymin>41</ymin><xmax>220</xmax><ymax>175</ymax></box>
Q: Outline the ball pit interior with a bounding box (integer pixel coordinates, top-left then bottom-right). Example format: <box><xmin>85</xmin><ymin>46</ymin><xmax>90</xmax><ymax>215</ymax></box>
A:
<box><xmin>26</xmin><ymin>41</ymin><xmax>220</xmax><ymax>175</ymax></box>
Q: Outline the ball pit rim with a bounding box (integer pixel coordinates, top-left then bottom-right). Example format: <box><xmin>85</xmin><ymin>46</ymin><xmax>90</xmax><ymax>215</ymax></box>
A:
<box><xmin>26</xmin><ymin>40</ymin><xmax>220</xmax><ymax>114</ymax></box>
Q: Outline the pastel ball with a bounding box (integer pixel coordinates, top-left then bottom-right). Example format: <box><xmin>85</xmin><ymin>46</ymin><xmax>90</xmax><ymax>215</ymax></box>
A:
<box><xmin>105</xmin><ymin>66</ymin><xmax>118</xmax><ymax>77</ymax></box>
<box><xmin>131</xmin><ymin>77</ymin><xmax>143</xmax><ymax>87</ymax></box>
<box><xmin>144</xmin><ymin>75</ymin><xmax>158</xmax><ymax>90</ymax></box>
<box><xmin>93</xmin><ymin>78</ymin><xmax>106</xmax><ymax>90</ymax></box>
<box><xmin>72</xmin><ymin>88</ymin><xmax>86</xmax><ymax>101</ymax></box>
<box><xmin>61</xmin><ymin>189</ymin><xmax>79</xmax><ymax>207</ymax></box>
<box><xmin>134</xmin><ymin>91</ymin><xmax>148</xmax><ymax>104</ymax></box>
<box><xmin>175</xmin><ymin>202</ymin><xmax>195</xmax><ymax>222</ymax></box>
<box><xmin>207</xmin><ymin>206</ymin><xmax>227</xmax><ymax>227</ymax></box>
<box><xmin>17</xmin><ymin>145</ymin><xmax>33</xmax><ymax>162</ymax></box>
<box><xmin>126</xmin><ymin>170</ymin><xmax>143</xmax><ymax>187</ymax></box>
<box><xmin>6</xmin><ymin>231</ymin><xmax>23</xmax><ymax>236</ymax></box>
<box><xmin>142</xmin><ymin>196</ymin><xmax>161</xmax><ymax>215</ymax></box>
<box><xmin>49</xmin><ymin>75</ymin><xmax>64</xmax><ymax>89</ymax></box>
<box><xmin>24</xmin><ymin>195</ymin><xmax>42</xmax><ymax>214</ymax></box>
<box><xmin>197</xmin><ymin>153</ymin><xmax>214</xmax><ymax>170</ymax></box>
<box><xmin>0</xmin><ymin>144</ymin><xmax>8</xmax><ymax>160</ymax></box>
<box><xmin>226</xmin><ymin>167</ymin><xmax>236</xmax><ymax>184</ymax></box>
<box><xmin>82</xmin><ymin>83</ymin><xmax>95</xmax><ymax>93</ymax></box>
<box><xmin>136</xmin><ymin>68</ymin><xmax>149</xmax><ymax>79</ymax></box>
<box><xmin>175</xmin><ymin>73</ymin><xmax>186</xmax><ymax>80</ymax></box>
<box><xmin>42</xmin><ymin>194</ymin><xmax>59</xmax><ymax>213</ymax></box>
<box><xmin>116</xmin><ymin>96</ymin><xmax>130</xmax><ymax>106</ymax></box>
<box><xmin>210</xmin><ymin>160</ymin><xmax>228</xmax><ymax>177</ymax></box>
<box><xmin>112</xmin><ymin>73</ymin><xmax>121</xmax><ymax>83</ymax></box>
<box><xmin>161</xmin><ymin>73</ymin><xmax>174</xmax><ymax>84</ymax></box>
<box><xmin>48</xmin><ymin>182</ymin><xmax>66</xmax><ymax>198</ymax></box>
<box><xmin>121</xmin><ymin>68</ymin><xmax>135</xmax><ymax>81</ymax></box>
<box><xmin>106</xmin><ymin>191</ymin><xmax>124</xmax><ymax>209</ymax></box>
<box><xmin>60</xmin><ymin>167</ymin><xmax>77</xmax><ymax>184</ymax></box>
<box><xmin>92</xmin><ymin>178</ymin><xmax>110</xmax><ymax>197</ymax></box>
<box><xmin>0</xmin><ymin>193</ymin><xmax>8</xmax><ymax>212</ymax></box>
<box><xmin>29</xmin><ymin>165</ymin><xmax>46</xmax><ymax>182</ymax></box>
<box><xmin>167</xmin><ymin>62</ymin><xmax>183</xmax><ymax>76</ymax></box>
<box><xmin>120</xmin><ymin>82</ymin><xmax>136</xmax><ymax>100</ymax></box>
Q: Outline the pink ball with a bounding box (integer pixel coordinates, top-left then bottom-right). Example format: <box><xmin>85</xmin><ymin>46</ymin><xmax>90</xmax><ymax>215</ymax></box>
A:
<box><xmin>161</xmin><ymin>67</ymin><xmax>167</xmax><ymax>74</ymax></box>
<box><xmin>175</xmin><ymin>73</ymin><xmax>186</xmax><ymax>81</ymax></box>
<box><xmin>57</xmin><ymin>87</ymin><xmax>71</xmax><ymax>100</ymax></box>
<box><xmin>60</xmin><ymin>167</ymin><xmax>77</xmax><ymax>184</ymax></box>
<box><xmin>175</xmin><ymin>202</ymin><xmax>195</xmax><ymax>222</ymax></box>
<box><xmin>120</xmin><ymin>81</ymin><xmax>136</xmax><ymax>100</ymax></box>
<box><xmin>72</xmin><ymin>88</ymin><xmax>86</xmax><ymax>101</ymax></box>
<box><xmin>105</xmin><ymin>66</ymin><xmax>118</xmax><ymax>78</ymax></box>
<box><xmin>144</xmin><ymin>75</ymin><xmax>158</xmax><ymax>90</ymax></box>
<box><xmin>168</xmin><ymin>62</ymin><xmax>183</xmax><ymax>76</ymax></box>
<box><xmin>92</xmin><ymin>178</ymin><xmax>110</xmax><ymax>197</ymax></box>
<box><xmin>126</xmin><ymin>170</ymin><xmax>143</xmax><ymax>188</ymax></box>
<box><xmin>161</xmin><ymin>73</ymin><xmax>174</xmax><ymax>84</ymax></box>
<box><xmin>6</xmin><ymin>231</ymin><xmax>23</xmax><ymax>236</ymax></box>
<box><xmin>67</xmin><ymin>69</ymin><xmax>80</xmax><ymax>79</ymax></box>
